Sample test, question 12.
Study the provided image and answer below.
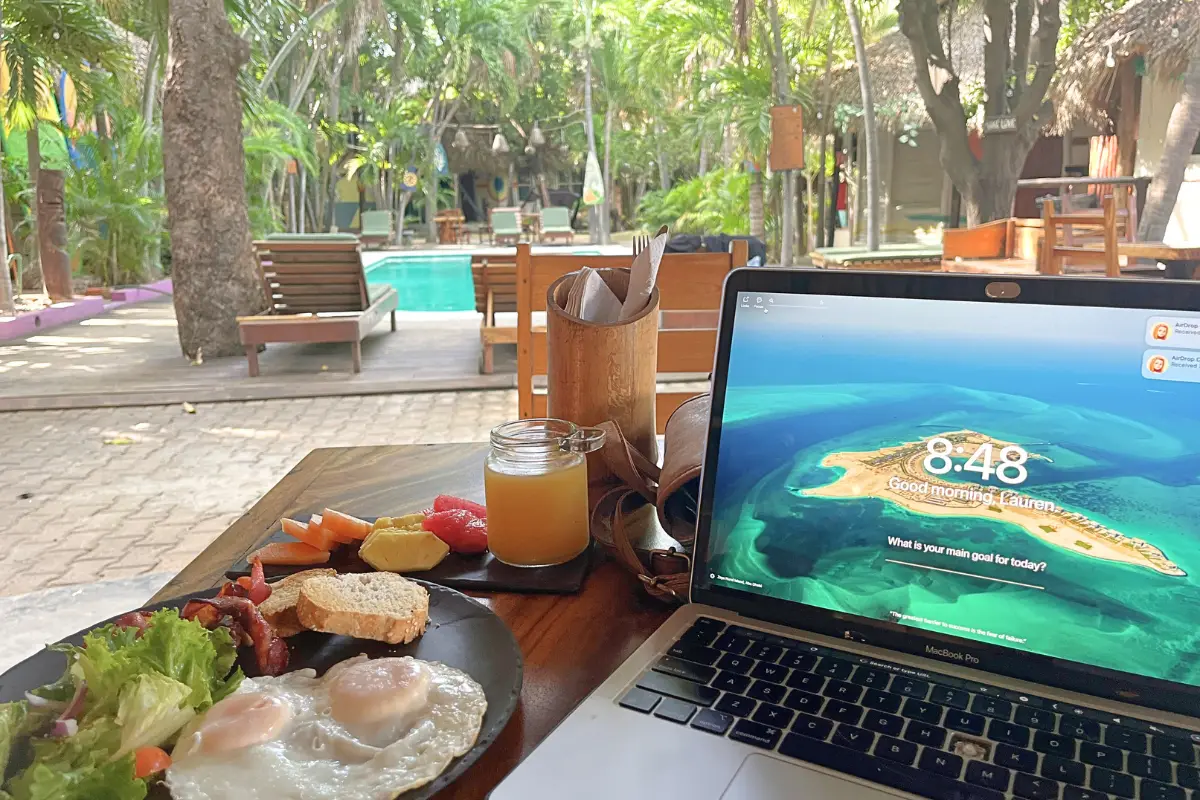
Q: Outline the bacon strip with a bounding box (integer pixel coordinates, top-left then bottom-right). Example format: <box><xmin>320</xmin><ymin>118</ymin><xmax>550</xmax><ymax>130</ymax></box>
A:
<box><xmin>186</xmin><ymin>596</ymin><xmax>289</xmax><ymax>676</ymax></box>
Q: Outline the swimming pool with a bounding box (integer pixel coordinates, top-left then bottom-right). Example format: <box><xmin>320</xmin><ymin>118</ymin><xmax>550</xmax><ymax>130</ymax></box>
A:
<box><xmin>365</xmin><ymin>255</ymin><xmax>475</xmax><ymax>312</ymax></box>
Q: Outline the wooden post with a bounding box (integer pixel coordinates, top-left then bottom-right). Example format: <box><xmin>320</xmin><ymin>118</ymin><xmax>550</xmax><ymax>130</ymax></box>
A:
<box><xmin>1103</xmin><ymin>195</ymin><xmax>1119</xmax><ymax>278</ymax></box>
<box><xmin>1040</xmin><ymin>199</ymin><xmax>1061</xmax><ymax>275</ymax></box>
<box><xmin>516</xmin><ymin>243</ymin><xmax>534</xmax><ymax>419</ymax></box>
<box><xmin>37</xmin><ymin>169</ymin><xmax>72</xmax><ymax>301</ymax></box>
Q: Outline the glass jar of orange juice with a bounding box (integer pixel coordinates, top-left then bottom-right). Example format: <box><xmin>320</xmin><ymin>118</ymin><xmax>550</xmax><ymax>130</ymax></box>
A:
<box><xmin>485</xmin><ymin>419</ymin><xmax>605</xmax><ymax>567</ymax></box>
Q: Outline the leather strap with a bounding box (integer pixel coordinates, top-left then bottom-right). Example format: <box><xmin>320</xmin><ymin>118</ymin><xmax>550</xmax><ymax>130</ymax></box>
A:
<box><xmin>592</xmin><ymin>486</ymin><xmax>691</xmax><ymax>603</ymax></box>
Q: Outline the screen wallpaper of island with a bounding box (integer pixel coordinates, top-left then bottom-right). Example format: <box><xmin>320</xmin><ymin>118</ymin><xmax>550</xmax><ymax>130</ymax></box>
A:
<box><xmin>704</xmin><ymin>291</ymin><xmax>1200</xmax><ymax>686</ymax></box>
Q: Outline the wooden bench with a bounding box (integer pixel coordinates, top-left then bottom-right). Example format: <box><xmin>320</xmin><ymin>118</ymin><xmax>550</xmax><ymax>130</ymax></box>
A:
<box><xmin>471</xmin><ymin>251</ymin><xmax>518</xmax><ymax>374</ymax></box>
<box><xmin>941</xmin><ymin>218</ymin><xmax>1043</xmax><ymax>274</ymax></box>
<box><xmin>240</xmin><ymin>238</ymin><xmax>398</xmax><ymax>376</ymax></box>
<box><xmin>516</xmin><ymin>240</ymin><xmax>749</xmax><ymax>434</ymax></box>
<box><xmin>809</xmin><ymin>244</ymin><xmax>943</xmax><ymax>271</ymax></box>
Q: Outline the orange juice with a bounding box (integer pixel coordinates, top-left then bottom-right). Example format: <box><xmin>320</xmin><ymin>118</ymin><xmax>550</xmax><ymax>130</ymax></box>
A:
<box><xmin>485</xmin><ymin>458</ymin><xmax>590</xmax><ymax>567</ymax></box>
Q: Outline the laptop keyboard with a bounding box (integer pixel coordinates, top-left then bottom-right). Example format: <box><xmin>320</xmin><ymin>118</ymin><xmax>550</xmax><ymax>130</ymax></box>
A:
<box><xmin>619</xmin><ymin>617</ymin><xmax>1200</xmax><ymax>800</ymax></box>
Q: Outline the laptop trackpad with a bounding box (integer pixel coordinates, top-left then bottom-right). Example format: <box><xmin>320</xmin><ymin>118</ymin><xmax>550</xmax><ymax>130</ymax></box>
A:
<box><xmin>721</xmin><ymin>754</ymin><xmax>897</xmax><ymax>800</ymax></box>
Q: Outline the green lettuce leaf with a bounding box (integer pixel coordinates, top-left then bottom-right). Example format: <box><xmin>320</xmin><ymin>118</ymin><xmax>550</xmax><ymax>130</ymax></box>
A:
<box><xmin>7</xmin><ymin>718</ymin><xmax>146</xmax><ymax>800</ymax></box>
<box><xmin>114</xmin><ymin>672</ymin><xmax>195</xmax><ymax>758</ymax></box>
<box><xmin>0</xmin><ymin>702</ymin><xmax>27</xmax><ymax>782</ymax></box>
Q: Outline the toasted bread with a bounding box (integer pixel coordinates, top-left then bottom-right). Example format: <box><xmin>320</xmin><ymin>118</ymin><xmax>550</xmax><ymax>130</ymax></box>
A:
<box><xmin>295</xmin><ymin>572</ymin><xmax>429</xmax><ymax>644</ymax></box>
<box><xmin>258</xmin><ymin>568</ymin><xmax>338</xmax><ymax>637</ymax></box>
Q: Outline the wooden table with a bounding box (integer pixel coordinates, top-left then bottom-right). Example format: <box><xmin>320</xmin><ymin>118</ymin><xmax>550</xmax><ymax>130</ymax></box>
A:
<box><xmin>151</xmin><ymin>444</ymin><xmax>672</xmax><ymax>798</ymax></box>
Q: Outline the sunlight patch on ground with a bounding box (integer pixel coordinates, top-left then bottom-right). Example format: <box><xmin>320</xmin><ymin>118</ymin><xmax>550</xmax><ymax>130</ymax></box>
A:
<box><xmin>79</xmin><ymin>317</ymin><xmax>177</xmax><ymax>328</ymax></box>
<box><xmin>201</xmin><ymin>426</ymin><xmax>284</xmax><ymax>440</ymax></box>
<box><xmin>27</xmin><ymin>335</ymin><xmax>152</xmax><ymax>345</ymax></box>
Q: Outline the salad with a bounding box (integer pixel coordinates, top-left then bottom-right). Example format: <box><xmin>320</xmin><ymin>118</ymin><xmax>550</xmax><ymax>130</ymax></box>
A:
<box><xmin>0</xmin><ymin>609</ymin><xmax>243</xmax><ymax>800</ymax></box>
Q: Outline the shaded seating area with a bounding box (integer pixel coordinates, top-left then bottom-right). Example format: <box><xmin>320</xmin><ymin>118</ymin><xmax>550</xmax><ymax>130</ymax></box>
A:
<box><xmin>359</xmin><ymin>210</ymin><xmax>393</xmax><ymax>249</ymax></box>
<box><xmin>515</xmin><ymin>240</ymin><xmax>749</xmax><ymax>434</ymax></box>
<box><xmin>240</xmin><ymin>237</ymin><xmax>398</xmax><ymax>376</ymax></box>
<box><xmin>539</xmin><ymin>207</ymin><xmax>575</xmax><ymax>244</ymax></box>
<box><xmin>471</xmin><ymin>251</ymin><xmax>518</xmax><ymax>374</ymax></box>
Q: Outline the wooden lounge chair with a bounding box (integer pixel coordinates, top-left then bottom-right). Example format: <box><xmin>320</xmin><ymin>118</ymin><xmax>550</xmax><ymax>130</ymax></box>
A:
<box><xmin>471</xmin><ymin>252</ymin><xmax>518</xmax><ymax>374</ymax></box>
<box><xmin>360</xmin><ymin>210</ymin><xmax>392</xmax><ymax>249</ymax></box>
<box><xmin>540</xmin><ymin>206</ymin><xmax>575</xmax><ymax>244</ymax></box>
<box><xmin>240</xmin><ymin>236</ymin><xmax>398</xmax><ymax>376</ymax></box>
<box><xmin>490</xmin><ymin>209</ymin><xmax>522</xmax><ymax>245</ymax></box>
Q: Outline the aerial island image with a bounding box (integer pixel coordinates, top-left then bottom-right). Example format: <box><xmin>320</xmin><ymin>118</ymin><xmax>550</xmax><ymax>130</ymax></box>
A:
<box><xmin>706</xmin><ymin>293</ymin><xmax>1200</xmax><ymax>686</ymax></box>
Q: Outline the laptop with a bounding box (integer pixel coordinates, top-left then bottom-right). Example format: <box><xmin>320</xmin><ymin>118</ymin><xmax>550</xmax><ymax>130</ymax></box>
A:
<box><xmin>491</xmin><ymin>269</ymin><xmax>1200</xmax><ymax>800</ymax></box>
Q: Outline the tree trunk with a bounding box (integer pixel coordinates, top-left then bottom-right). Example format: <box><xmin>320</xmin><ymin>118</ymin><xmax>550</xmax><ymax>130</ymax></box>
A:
<box><xmin>844</xmin><ymin>0</ymin><xmax>881</xmax><ymax>249</ymax></box>
<box><xmin>426</xmin><ymin>127</ymin><xmax>439</xmax><ymax>242</ymax></box>
<box><xmin>142</xmin><ymin>34</ymin><xmax>161</xmax><ymax>123</ymax></box>
<box><xmin>163</xmin><ymin>0</ymin><xmax>265</xmax><ymax>360</ymax></box>
<box><xmin>583</xmin><ymin>0</ymin><xmax>600</xmax><ymax>244</ymax></box>
<box><xmin>656</xmin><ymin>128</ymin><xmax>670</xmax><ymax>192</ymax></box>
<box><xmin>699</xmin><ymin>137</ymin><xmax>709</xmax><ymax>175</ymax></box>
<box><xmin>37</xmin><ymin>170</ymin><xmax>71</xmax><ymax>300</ymax></box>
<box><xmin>749</xmin><ymin>169</ymin><xmax>765</xmax><ymax>240</ymax></box>
<box><xmin>1138</xmin><ymin>41</ymin><xmax>1200</xmax><ymax>242</ymax></box>
<box><xmin>26</xmin><ymin>126</ymin><xmax>42</xmax><ymax>288</ymax></box>
<box><xmin>298</xmin><ymin>166</ymin><xmax>308</xmax><ymax>233</ymax></box>
<box><xmin>815</xmin><ymin>26</ymin><xmax>836</xmax><ymax>250</ymax></box>
<box><xmin>395</xmin><ymin>192</ymin><xmax>410</xmax><ymax>246</ymax></box>
<box><xmin>0</xmin><ymin>0</ymin><xmax>11</xmax><ymax>313</ymax></box>
<box><xmin>767</xmin><ymin>0</ymin><xmax>794</xmax><ymax>266</ymax></box>
<box><xmin>602</xmin><ymin>105</ymin><xmax>614</xmax><ymax>244</ymax></box>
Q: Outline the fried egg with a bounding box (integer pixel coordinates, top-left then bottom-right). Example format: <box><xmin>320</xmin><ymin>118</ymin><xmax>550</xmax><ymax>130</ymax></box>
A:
<box><xmin>166</xmin><ymin>655</ymin><xmax>488</xmax><ymax>800</ymax></box>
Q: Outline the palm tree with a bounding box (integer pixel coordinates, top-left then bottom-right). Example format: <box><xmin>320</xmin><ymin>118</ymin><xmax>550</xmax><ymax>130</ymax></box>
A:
<box><xmin>843</xmin><ymin>0</ymin><xmax>880</xmax><ymax>250</ymax></box>
<box><xmin>1138</xmin><ymin>36</ymin><xmax>1200</xmax><ymax>242</ymax></box>
<box><xmin>3</xmin><ymin>0</ymin><xmax>129</xmax><ymax>296</ymax></box>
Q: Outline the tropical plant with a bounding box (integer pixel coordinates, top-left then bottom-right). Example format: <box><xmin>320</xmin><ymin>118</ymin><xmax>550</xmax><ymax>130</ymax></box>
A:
<box><xmin>636</xmin><ymin>167</ymin><xmax>750</xmax><ymax>234</ymax></box>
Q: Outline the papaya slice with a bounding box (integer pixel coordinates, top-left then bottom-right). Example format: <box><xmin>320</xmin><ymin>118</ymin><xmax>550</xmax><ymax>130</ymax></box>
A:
<box><xmin>251</xmin><ymin>541</ymin><xmax>331</xmax><ymax>566</ymax></box>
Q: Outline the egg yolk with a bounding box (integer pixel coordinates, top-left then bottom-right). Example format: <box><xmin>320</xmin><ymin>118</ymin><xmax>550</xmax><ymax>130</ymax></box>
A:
<box><xmin>175</xmin><ymin>692</ymin><xmax>293</xmax><ymax>759</ymax></box>
<box><xmin>328</xmin><ymin>658</ymin><xmax>431</xmax><ymax>726</ymax></box>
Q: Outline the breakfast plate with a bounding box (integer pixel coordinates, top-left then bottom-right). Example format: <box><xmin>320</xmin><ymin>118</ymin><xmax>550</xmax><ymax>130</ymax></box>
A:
<box><xmin>0</xmin><ymin>579</ymin><xmax>522</xmax><ymax>799</ymax></box>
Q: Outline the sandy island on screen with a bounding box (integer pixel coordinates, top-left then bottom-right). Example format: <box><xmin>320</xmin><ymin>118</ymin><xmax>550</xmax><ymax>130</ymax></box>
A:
<box><xmin>802</xmin><ymin>429</ymin><xmax>1186</xmax><ymax>577</ymax></box>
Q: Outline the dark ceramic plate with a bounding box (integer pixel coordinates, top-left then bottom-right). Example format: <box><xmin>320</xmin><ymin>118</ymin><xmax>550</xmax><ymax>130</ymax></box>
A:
<box><xmin>0</xmin><ymin>580</ymin><xmax>522</xmax><ymax>799</ymax></box>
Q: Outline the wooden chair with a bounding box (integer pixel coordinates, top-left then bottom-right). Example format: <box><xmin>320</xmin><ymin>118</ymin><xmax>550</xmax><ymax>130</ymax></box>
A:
<box><xmin>1040</xmin><ymin>195</ymin><xmax>1121</xmax><ymax>277</ymax></box>
<box><xmin>240</xmin><ymin>237</ymin><xmax>398</xmax><ymax>376</ymax></box>
<box><xmin>516</xmin><ymin>240</ymin><xmax>749</xmax><ymax>434</ymax></box>
<box><xmin>941</xmin><ymin>218</ymin><xmax>1044</xmax><ymax>274</ymax></box>
<box><xmin>471</xmin><ymin>251</ymin><xmax>518</xmax><ymax>374</ymax></box>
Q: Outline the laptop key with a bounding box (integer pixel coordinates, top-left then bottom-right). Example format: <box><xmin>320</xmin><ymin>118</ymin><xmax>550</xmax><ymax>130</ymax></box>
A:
<box><xmin>823</xmin><ymin>680</ymin><xmax>864</xmax><ymax>703</ymax></box>
<box><xmin>636</xmin><ymin>671</ymin><xmax>720</xmax><ymax>706</ymax></box>
<box><xmin>1128</xmin><ymin>753</ymin><xmax>1172</xmax><ymax>783</ymax></box>
<box><xmin>653</xmin><ymin>655</ymin><xmax>717</xmax><ymax>684</ymax></box>
<box><xmin>816</xmin><ymin>657</ymin><xmax>854</xmax><ymax>680</ymax></box>
<box><xmin>715</xmin><ymin>693</ymin><xmax>755</xmax><ymax>718</ymax></box>
<box><xmin>1177</xmin><ymin>764</ymin><xmax>1200</xmax><ymax>789</ymax></box>
<box><xmin>904</xmin><ymin>720</ymin><xmax>948</xmax><ymax>748</ymax></box>
<box><xmin>1034</xmin><ymin>730</ymin><xmax>1079</xmax><ymax>759</ymax></box>
<box><xmin>692</xmin><ymin>616</ymin><xmax>725</xmax><ymax>633</ymax></box>
<box><xmin>750</xmin><ymin>662</ymin><xmax>789</xmax><ymax>684</ymax></box>
<box><xmin>780</xmin><ymin>651</ymin><xmax>819</xmax><ymax>671</ymax></box>
<box><xmin>747</xmin><ymin>681</ymin><xmax>787</xmax><ymax>704</ymax></box>
<box><xmin>971</xmin><ymin>695</ymin><xmax>1014</xmax><ymax>721</ymax></box>
<box><xmin>851</xmin><ymin>666</ymin><xmax>892</xmax><ymax>689</ymax></box>
<box><xmin>716</xmin><ymin>653</ymin><xmax>753</xmax><ymax>674</ymax></box>
<box><xmin>862</xmin><ymin>688</ymin><xmax>903</xmax><ymax>714</ymax></box>
<box><xmin>713</xmin><ymin>633</ymin><xmax>752</xmax><ymax>654</ymax></box>
<box><xmin>930</xmin><ymin>685</ymin><xmax>970</xmax><ymax>710</ymax></box>
<box><xmin>667</xmin><ymin>641</ymin><xmax>720</xmax><ymax>666</ymax></box>
<box><xmin>729</xmin><ymin>719</ymin><xmax>782</xmax><ymax>750</ymax></box>
<box><xmin>1039</xmin><ymin>754</ymin><xmax>1085</xmax><ymax>785</ymax></box>
<box><xmin>747</xmin><ymin>643</ymin><xmax>783</xmax><ymax>663</ymax></box>
<box><xmin>726</xmin><ymin>625</ymin><xmax>766</xmax><ymax>642</ymax></box>
<box><xmin>1059</xmin><ymin>718</ymin><xmax>1102</xmax><ymax>743</ymax></box>
<box><xmin>691</xmin><ymin>708</ymin><xmax>734</xmax><ymax>736</ymax></box>
<box><xmin>833</xmin><ymin>724</ymin><xmax>875</xmax><ymax>752</ymax></box>
<box><xmin>792</xmin><ymin>712</ymin><xmax>834</xmax><ymax>740</ymax></box>
<box><xmin>947</xmin><ymin>711</ymin><xmax>988</xmax><ymax>736</ymax></box>
<box><xmin>919</xmin><ymin>748</ymin><xmax>964</xmax><ymax>778</ymax></box>
<box><xmin>876</xmin><ymin>735</ymin><xmax>918</xmax><ymax>765</ymax></box>
<box><xmin>1016</xmin><ymin>706</ymin><xmax>1059</xmax><ymax>732</ymax></box>
<box><xmin>994</xmin><ymin>744</ymin><xmax>1039</xmax><ymax>773</ymax></box>
<box><xmin>1089</xmin><ymin>767</ymin><xmax>1135</xmax><ymax>798</ymax></box>
<box><xmin>903</xmin><ymin>698</ymin><xmax>946</xmax><ymax>725</ymax></box>
<box><xmin>1139</xmin><ymin>782</ymin><xmax>1185</xmax><ymax>800</ymax></box>
<box><xmin>618</xmin><ymin>687</ymin><xmax>660</xmax><ymax>713</ymax></box>
<box><xmin>678</xmin><ymin>627</ymin><xmax>720</xmax><ymax>648</ymax></box>
<box><xmin>1064</xmin><ymin>787</ymin><xmax>1111</xmax><ymax>800</ymax></box>
<box><xmin>784</xmin><ymin>689</ymin><xmax>825</xmax><ymax>715</ymax></box>
<box><xmin>786</xmin><ymin>672</ymin><xmax>825</xmax><ymax>693</ymax></box>
<box><xmin>893</xmin><ymin>677</ymin><xmax>931</xmax><ymax>699</ymax></box>
<box><xmin>1105</xmin><ymin>726</ymin><xmax>1148</xmax><ymax>753</ymax></box>
<box><xmin>989</xmin><ymin>719</ymin><xmax>1033</xmax><ymax>748</ymax></box>
<box><xmin>1079</xmin><ymin>742</ymin><xmax>1123</xmax><ymax>771</ymax></box>
<box><xmin>779</xmin><ymin>733</ymin><xmax>1003</xmax><ymax>800</ymax></box>
<box><xmin>821</xmin><ymin>699</ymin><xmax>864</xmax><ymax>726</ymax></box>
<box><xmin>863</xmin><ymin>710</ymin><xmax>904</xmax><ymax>736</ymax></box>
<box><xmin>1151</xmin><ymin>736</ymin><xmax>1196</xmax><ymax>764</ymax></box>
<box><xmin>1013</xmin><ymin>772</ymin><xmax>1060</xmax><ymax>800</ymax></box>
<box><xmin>966</xmin><ymin>760</ymin><xmax>1012</xmax><ymax>792</ymax></box>
<box><xmin>713</xmin><ymin>671</ymin><xmax>752</xmax><ymax>694</ymax></box>
<box><xmin>654</xmin><ymin>698</ymin><xmax>698</xmax><ymax>724</ymax></box>
<box><xmin>752</xmin><ymin>703</ymin><xmax>794</xmax><ymax>728</ymax></box>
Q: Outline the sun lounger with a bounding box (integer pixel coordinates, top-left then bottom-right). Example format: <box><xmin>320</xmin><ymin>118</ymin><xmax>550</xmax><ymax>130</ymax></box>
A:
<box><xmin>240</xmin><ymin>237</ymin><xmax>398</xmax><ymax>376</ymax></box>
<box><xmin>360</xmin><ymin>210</ymin><xmax>393</xmax><ymax>248</ymax></box>
<box><xmin>540</xmin><ymin>207</ymin><xmax>574</xmax><ymax>244</ymax></box>
<box><xmin>490</xmin><ymin>210</ymin><xmax>522</xmax><ymax>245</ymax></box>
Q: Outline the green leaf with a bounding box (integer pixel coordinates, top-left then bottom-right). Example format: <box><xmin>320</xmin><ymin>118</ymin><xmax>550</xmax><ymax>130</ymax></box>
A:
<box><xmin>8</xmin><ymin>719</ymin><xmax>146</xmax><ymax>800</ymax></box>
<box><xmin>0</xmin><ymin>701</ymin><xmax>28</xmax><ymax>782</ymax></box>
<box><xmin>113</xmin><ymin>673</ymin><xmax>196</xmax><ymax>759</ymax></box>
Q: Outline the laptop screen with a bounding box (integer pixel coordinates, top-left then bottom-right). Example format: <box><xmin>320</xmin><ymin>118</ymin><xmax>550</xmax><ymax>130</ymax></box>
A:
<box><xmin>701</xmin><ymin>290</ymin><xmax>1200</xmax><ymax>689</ymax></box>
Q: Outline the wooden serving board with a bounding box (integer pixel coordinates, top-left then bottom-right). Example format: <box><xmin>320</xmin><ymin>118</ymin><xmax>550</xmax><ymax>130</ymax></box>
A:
<box><xmin>227</xmin><ymin>521</ymin><xmax>592</xmax><ymax>594</ymax></box>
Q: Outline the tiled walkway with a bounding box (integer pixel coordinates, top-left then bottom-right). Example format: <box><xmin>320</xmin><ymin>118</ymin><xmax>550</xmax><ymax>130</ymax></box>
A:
<box><xmin>0</xmin><ymin>391</ymin><xmax>516</xmax><ymax>597</ymax></box>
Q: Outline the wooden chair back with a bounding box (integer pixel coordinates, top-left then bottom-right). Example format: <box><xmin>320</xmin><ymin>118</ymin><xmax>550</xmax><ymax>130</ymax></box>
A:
<box><xmin>252</xmin><ymin>239</ymin><xmax>369</xmax><ymax>315</ymax></box>
<box><xmin>471</xmin><ymin>252</ymin><xmax>518</xmax><ymax>323</ymax></box>
<box><xmin>1040</xmin><ymin>194</ymin><xmax>1119</xmax><ymax>277</ymax></box>
<box><xmin>516</xmin><ymin>240</ymin><xmax>749</xmax><ymax>433</ymax></box>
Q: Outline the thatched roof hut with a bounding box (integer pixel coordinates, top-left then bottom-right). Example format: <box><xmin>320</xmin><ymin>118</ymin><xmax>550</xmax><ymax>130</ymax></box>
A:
<box><xmin>1052</xmin><ymin>0</ymin><xmax>1200</xmax><ymax>133</ymax></box>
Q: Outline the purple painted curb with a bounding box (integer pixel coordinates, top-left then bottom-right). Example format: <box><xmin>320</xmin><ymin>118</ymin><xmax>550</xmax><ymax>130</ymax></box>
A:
<box><xmin>0</xmin><ymin>278</ymin><xmax>173</xmax><ymax>341</ymax></box>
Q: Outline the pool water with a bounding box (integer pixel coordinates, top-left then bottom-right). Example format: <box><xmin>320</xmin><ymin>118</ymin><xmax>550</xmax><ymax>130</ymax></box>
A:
<box><xmin>366</xmin><ymin>255</ymin><xmax>475</xmax><ymax>312</ymax></box>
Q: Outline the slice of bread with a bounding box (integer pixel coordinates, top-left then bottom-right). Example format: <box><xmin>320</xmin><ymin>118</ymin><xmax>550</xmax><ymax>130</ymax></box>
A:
<box><xmin>259</xmin><ymin>568</ymin><xmax>338</xmax><ymax>637</ymax></box>
<box><xmin>295</xmin><ymin>572</ymin><xmax>429</xmax><ymax>644</ymax></box>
